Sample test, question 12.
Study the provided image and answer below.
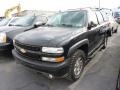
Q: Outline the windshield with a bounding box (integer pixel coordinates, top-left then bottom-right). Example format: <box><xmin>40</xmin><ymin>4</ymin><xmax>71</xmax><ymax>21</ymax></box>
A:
<box><xmin>46</xmin><ymin>10</ymin><xmax>86</xmax><ymax>27</ymax></box>
<box><xmin>0</xmin><ymin>18</ymin><xmax>10</xmax><ymax>26</ymax></box>
<box><xmin>9</xmin><ymin>17</ymin><xmax>19</xmax><ymax>25</ymax></box>
<box><xmin>9</xmin><ymin>16</ymin><xmax>35</xmax><ymax>27</ymax></box>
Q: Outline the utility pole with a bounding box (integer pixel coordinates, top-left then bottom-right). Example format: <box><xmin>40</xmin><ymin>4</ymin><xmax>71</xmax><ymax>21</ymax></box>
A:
<box><xmin>99</xmin><ymin>0</ymin><xmax>100</xmax><ymax>9</ymax></box>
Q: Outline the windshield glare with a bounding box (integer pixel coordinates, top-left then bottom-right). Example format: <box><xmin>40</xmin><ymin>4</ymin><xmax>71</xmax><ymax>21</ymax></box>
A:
<box><xmin>0</xmin><ymin>18</ymin><xmax>10</xmax><ymax>26</ymax></box>
<box><xmin>46</xmin><ymin>11</ymin><xmax>86</xmax><ymax>27</ymax></box>
<box><xmin>9</xmin><ymin>16</ymin><xmax>35</xmax><ymax>27</ymax></box>
<box><xmin>9</xmin><ymin>18</ymin><xmax>19</xmax><ymax>24</ymax></box>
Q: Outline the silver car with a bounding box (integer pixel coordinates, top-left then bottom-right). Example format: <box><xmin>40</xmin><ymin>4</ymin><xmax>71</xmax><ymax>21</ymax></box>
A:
<box><xmin>108</xmin><ymin>15</ymin><xmax>119</xmax><ymax>33</ymax></box>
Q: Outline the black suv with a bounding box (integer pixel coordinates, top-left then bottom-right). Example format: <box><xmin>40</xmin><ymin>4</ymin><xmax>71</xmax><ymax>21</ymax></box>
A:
<box><xmin>12</xmin><ymin>8</ymin><xmax>109</xmax><ymax>81</ymax></box>
<box><xmin>0</xmin><ymin>15</ymin><xmax>46</xmax><ymax>51</ymax></box>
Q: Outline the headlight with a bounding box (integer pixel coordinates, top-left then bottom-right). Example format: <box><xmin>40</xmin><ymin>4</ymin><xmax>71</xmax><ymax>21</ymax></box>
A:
<box><xmin>42</xmin><ymin>47</ymin><xmax>64</xmax><ymax>54</ymax></box>
<box><xmin>0</xmin><ymin>33</ymin><xmax>6</xmax><ymax>43</ymax></box>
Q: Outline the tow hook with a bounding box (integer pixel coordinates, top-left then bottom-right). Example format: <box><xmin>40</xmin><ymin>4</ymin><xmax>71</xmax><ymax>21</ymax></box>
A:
<box><xmin>41</xmin><ymin>72</ymin><xmax>55</xmax><ymax>79</ymax></box>
<box><xmin>48</xmin><ymin>74</ymin><xmax>54</xmax><ymax>79</ymax></box>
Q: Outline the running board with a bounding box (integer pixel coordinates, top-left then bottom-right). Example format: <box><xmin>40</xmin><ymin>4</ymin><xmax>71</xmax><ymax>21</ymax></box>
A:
<box><xmin>88</xmin><ymin>44</ymin><xmax>104</xmax><ymax>59</ymax></box>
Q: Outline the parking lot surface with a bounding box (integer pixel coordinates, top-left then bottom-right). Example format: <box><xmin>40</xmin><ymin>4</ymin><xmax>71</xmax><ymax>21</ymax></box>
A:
<box><xmin>0</xmin><ymin>27</ymin><xmax>120</xmax><ymax>90</ymax></box>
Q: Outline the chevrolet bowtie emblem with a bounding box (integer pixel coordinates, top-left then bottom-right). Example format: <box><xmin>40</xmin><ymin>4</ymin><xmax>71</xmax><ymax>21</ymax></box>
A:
<box><xmin>20</xmin><ymin>48</ymin><xmax>26</xmax><ymax>53</ymax></box>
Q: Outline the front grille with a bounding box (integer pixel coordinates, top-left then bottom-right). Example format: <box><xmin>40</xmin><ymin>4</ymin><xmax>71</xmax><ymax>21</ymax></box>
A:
<box><xmin>15</xmin><ymin>41</ymin><xmax>41</xmax><ymax>51</ymax></box>
<box><xmin>16</xmin><ymin>48</ymin><xmax>41</xmax><ymax>60</ymax></box>
<box><xmin>15</xmin><ymin>41</ymin><xmax>42</xmax><ymax>60</ymax></box>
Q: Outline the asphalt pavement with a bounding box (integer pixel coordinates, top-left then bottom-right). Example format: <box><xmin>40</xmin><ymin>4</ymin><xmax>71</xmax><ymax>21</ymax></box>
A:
<box><xmin>0</xmin><ymin>27</ymin><xmax>120</xmax><ymax>90</ymax></box>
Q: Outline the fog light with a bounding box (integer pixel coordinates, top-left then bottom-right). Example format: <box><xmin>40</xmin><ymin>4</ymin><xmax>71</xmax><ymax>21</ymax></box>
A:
<box><xmin>42</xmin><ymin>57</ymin><xmax>64</xmax><ymax>62</ymax></box>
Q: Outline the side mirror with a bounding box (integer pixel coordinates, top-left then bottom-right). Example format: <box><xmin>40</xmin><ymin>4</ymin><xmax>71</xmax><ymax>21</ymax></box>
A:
<box><xmin>87</xmin><ymin>21</ymin><xmax>96</xmax><ymax>30</ymax></box>
<box><xmin>34</xmin><ymin>22</ymin><xmax>45</xmax><ymax>28</ymax></box>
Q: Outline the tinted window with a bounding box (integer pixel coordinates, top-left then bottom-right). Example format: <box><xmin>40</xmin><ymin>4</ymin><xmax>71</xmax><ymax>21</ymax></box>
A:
<box><xmin>46</xmin><ymin>10</ymin><xmax>87</xmax><ymax>27</ymax></box>
<box><xmin>9</xmin><ymin>16</ymin><xmax>35</xmax><ymax>27</ymax></box>
<box><xmin>101</xmin><ymin>12</ymin><xmax>109</xmax><ymax>21</ymax></box>
<box><xmin>96</xmin><ymin>11</ymin><xmax>104</xmax><ymax>24</ymax></box>
<box><xmin>88</xmin><ymin>10</ymin><xmax>98</xmax><ymax>25</ymax></box>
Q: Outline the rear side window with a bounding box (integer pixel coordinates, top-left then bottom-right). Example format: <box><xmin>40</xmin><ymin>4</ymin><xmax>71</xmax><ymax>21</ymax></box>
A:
<box><xmin>101</xmin><ymin>12</ymin><xmax>109</xmax><ymax>22</ymax></box>
<box><xmin>88</xmin><ymin>10</ymin><xmax>98</xmax><ymax>26</ymax></box>
<box><xmin>96</xmin><ymin>11</ymin><xmax>104</xmax><ymax>24</ymax></box>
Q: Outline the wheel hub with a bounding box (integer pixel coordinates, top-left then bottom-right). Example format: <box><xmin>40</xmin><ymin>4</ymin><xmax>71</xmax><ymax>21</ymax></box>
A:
<box><xmin>74</xmin><ymin>58</ymin><xmax>83</xmax><ymax>76</ymax></box>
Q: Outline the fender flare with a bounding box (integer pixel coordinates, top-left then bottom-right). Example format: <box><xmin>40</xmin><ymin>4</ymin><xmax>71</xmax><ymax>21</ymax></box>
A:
<box><xmin>67</xmin><ymin>39</ymin><xmax>89</xmax><ymax>57</ymax></box>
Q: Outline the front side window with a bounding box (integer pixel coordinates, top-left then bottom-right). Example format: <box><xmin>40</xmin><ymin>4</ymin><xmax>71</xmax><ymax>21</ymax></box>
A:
<box><xmin>88</xmin><ymin>10</ymin><xmax>98</xmax><ymax>26</ymax></box>
<box><xmin>9</xmin><ymin>16</ymin><xmax>35</xmax><ymax>27</ymax></box>
<box><xmin>46</xmin><ymin>10</ymin><xmax>87</xmax><ymax>27</ymax></box>
<box><xmin>101</xmin><ymin>12</ymin><xmax>109</xmax><ymax>22</ymax></box>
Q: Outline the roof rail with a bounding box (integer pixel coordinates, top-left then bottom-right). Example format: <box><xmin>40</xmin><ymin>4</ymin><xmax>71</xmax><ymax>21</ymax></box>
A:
<box><xmin>66</xmin><ymin>7</ymin><xmax>95</xmax><ymax>11</ymax></box>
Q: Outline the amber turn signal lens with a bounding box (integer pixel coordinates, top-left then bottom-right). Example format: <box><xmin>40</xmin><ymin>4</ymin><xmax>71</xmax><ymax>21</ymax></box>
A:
<box><xmin>55</xmin><ymin>57</ymin><xmax>64</xmax><ymax>62</ymax></box>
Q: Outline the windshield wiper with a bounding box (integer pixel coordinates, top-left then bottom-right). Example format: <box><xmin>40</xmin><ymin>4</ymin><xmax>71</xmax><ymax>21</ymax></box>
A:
<box><xmin>46</xmin><ymin>24</ymin><xmax>74</xmax><ymax>27</ymax></box>
<box><xmin>9</xmin><ymin>24</ymin><xmax>15</xmax><ymax>26</ymax></box>
<box><xmin>46</xmin><ymin>24</ymin><xmax>54</xmax><ymax>27</ymax></box>
<box><xmin>61</xmin><ymin>24</ymin><xmax>73</xmax><ymax>27</ymax></box>
<box><xmin>9</xmin><ymin>24</ymin><xmax>23</xmax><ymax>27</ymax></box>
<box><xmin>14</xmin><ymin>24</ymin><xmax>24</xmax><ymax>27</ymax></box>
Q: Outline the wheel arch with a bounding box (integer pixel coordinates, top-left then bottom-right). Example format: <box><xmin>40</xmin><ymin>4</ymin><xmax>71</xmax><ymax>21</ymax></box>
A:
<box><xmin>67</xmin><ymin>39</ymin><xmax>89</xmax><ymax>57</ymax></box>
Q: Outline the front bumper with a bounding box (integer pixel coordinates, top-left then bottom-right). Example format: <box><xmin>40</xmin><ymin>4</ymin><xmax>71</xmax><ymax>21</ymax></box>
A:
<box><xmin>12</xmin><ymin>49</ymin><xmax>70</xmax><ymax>76</ymax></box>
<box><xmin>0</xmin><ymin>43</ymin><xmax>13</xmax><ymax>51</ymax></box>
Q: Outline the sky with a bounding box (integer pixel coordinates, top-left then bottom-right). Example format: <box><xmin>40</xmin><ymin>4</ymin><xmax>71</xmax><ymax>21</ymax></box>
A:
<box><xmin>0</xmin><ymin>0</ymin><xmax>120</xmax><ymax>16</ymax></box>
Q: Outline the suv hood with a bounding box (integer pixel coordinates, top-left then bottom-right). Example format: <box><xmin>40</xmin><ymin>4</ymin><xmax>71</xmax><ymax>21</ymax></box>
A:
<box><xmin>15</xmin><ymin>27</ymin><xmax>83</xmax><ymax>47</ymax></box>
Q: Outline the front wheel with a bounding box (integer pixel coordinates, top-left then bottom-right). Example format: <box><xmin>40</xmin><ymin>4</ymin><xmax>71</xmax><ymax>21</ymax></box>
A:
<box><xmin>67</xmin><ymin>50</ymin><xmax>86</xmax><ymax>81</ymax></box>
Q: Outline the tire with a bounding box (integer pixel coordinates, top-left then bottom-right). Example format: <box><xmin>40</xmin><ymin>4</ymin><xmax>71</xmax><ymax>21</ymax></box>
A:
<box><xmin>114</xmin><ymin>27</ymin><xmax>118</xmax><ymax>33</ymax></box>
<box><xmin>102</xmin><ymin>35</ymin><xmax>108</xmax><ymax>49</ymax></box>
<box><xmin>109</xmin><ymin>29</ymin><xmax>113</xmax><ymax>36</ymax></box>
<box><xmin>67</xmin><ymin>50</ymin><xmax>86</xmax><ymax>81</ymax></box>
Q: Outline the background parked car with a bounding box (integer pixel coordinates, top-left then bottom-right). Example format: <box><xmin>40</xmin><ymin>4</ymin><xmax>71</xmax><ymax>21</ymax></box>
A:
<box><xmin>100</xmin><ymin>11</ymin><xmax>115</xmax><ymax>36</ymax></box>
<box><xmin>0</xmin><ymin>15</ymin><xmax>47</xmax><ymax>51</ymax></box>
<box><xmin>12</xmin><ymin>8</ymin><xmax>109</xmax><ymax>81</ymax></box>
<box><xmin>114</xmin><ymin>11</ymin><xmax>120</xmax><ymax>24</ymax></box>
<box><xmin>100</xmin><ymin>8</ymin><xmax>113</xmax><ymax>16</ymax></box>
<box><xmin>0</xmin><ymin>17</ymin><xmax>5</xmax><ymax>21</ymax></box>
<box><xmin>108</xmin><ymin>15</ymin><xmax>119</xmax><ymax>33</ymax></box>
